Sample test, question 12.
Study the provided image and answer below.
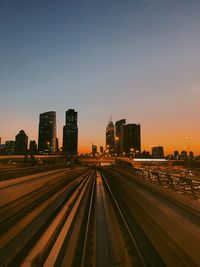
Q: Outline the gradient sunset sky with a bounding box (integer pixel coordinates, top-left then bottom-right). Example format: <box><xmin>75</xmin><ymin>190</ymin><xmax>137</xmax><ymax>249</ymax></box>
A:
<box><xmin>0</xmin><ymin>0</ymin><xmax>200</xmax><ymax>154</ymax></box>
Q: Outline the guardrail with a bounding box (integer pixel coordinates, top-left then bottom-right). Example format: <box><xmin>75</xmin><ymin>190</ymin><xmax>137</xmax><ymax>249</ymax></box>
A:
<box><xmin>118</xmin><ymin>166</ymin><xmax>200</xmax><ymax>199</ymax></box>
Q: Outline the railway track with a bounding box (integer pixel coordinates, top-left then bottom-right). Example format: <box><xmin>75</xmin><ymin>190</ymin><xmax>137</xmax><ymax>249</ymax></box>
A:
<box><xmin>1</xmin><ymin>166</ymin><xmax>199</xmax><ymax>266</ymax></box>
<box><xmin>0</xmin><ymin>169</ymin><xmax>88</xmax><ymax>232</ymax></box>
<box><xmin>0</xmin><ymin>169</ymin><xmax>93</xmax><ymax>266</ymax></box>
<box><xmin>0</xmin><ymin>169</ymin><xmax>149</xmax><ymax>267</ymax></box>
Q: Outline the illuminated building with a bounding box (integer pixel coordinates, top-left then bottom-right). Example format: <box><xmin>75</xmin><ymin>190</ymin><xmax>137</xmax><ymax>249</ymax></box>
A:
<box><xmin>38</xmin><ymin>111</ymin><xmax>57</xmax><ymax>154</ymax></box>
<box><xmin>121</xmin><ymin>124</ymin><xmax>141</xmax><ymax>157</ymax></box>
<box><xmin>115</xmin><ymin>119</ymin><xmax>126</xmax><ymax>156</ymax></box>
<box><xmin>63</xmin><ymin>109</ymin><xmax>78</xmax><ymax>156</ymax></box>
<box><xmin>106</xmin><ymin>120</ymin><xmax>115</xmax><ymax>155</ymax></box>
<box><xmin>152</xmin><ymin>146</ymin><xmax>164</xmax><ymax>159</ymax></box>
<box><xmin>15</xmin><ymin>130</ymin><xmax>28</xmax><ymax>155</ymax></box>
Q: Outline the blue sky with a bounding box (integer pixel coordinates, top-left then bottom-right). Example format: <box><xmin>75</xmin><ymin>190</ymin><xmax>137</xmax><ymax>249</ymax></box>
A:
<box><xmin>1</xmin><ymin>0</ymin><xmax>200</xmax><ymax>153</ymax></box>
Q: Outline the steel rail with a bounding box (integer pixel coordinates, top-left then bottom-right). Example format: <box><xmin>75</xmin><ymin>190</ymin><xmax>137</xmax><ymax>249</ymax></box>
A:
<box><xmin>43</xmin><ymin>171</ymin><xmax>95</xmax><ymax>267</ymax></box>
<box><xmin>0</xmin><ymin>170</ymin><xmax>93</xmax><ymax>266</ymax></box>
<box><xmin>0</xmin><ymin>170</ymin><xmax>89</xmax><ymax>232</ymax></box>
<box><xmin>80</xmin><ymin>171</ymin><xmax>96</xmax><ymax>267</ymax></box>
<box><xmin>101</xmin><ymin>171</ymin><xmax>147</xmax><ymax>267</ymax></box>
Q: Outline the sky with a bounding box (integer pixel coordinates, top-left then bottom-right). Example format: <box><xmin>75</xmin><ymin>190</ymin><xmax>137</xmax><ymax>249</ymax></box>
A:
<box><xmin>0</xmin><ymin>0</ymin><xmax>200</xmax><ymax>155</ymax></box>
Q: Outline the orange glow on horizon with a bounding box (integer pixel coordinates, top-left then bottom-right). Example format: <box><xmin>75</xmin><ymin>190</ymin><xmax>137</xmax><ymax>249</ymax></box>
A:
<box><xmin>1</xmin><ymin>123</ymin><xmax>199</xmax><ymax>156</ymax></box>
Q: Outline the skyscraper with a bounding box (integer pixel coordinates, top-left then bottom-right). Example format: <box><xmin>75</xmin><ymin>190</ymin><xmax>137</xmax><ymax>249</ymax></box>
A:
<box><xmin>15</xmin><ymin>130</ymin><xmax>28</xmax><ymax>155</ymax></box>
<box><xmin>121</xmin><ymin>124</ymin><xmax>141</xmax><ymax>157</ymax></box>
<box><xmin>63</xmin><ymin>109</ymin><xmax>78</xmax><ymax>156</ymax></box>
<box><xmin>38</xmin><ymin>111</ymin><xmax>57</xmax><ymax>154</ymax></box>
<box><xmin>106</xmin><ymin>120</ymin><xmax>115</xmax><ymax>155</ymax></box>
<box><xmin>115</xmin><ymin>119</ymin><xmax>126</xmax><ymax>156</ymax></box>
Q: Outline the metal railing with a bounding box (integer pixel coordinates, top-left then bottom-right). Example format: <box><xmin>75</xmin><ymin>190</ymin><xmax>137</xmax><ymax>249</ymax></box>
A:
<box><xmin>118</xmin><ymin>166</ymin><xmax>200</xmax><ymax>199</ymax></box>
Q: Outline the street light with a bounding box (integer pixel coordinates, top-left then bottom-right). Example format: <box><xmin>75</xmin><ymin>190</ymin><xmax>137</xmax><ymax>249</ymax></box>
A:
<box><xmin>185</xmin><ymin>136</ymin><xmax>192</xmax><ymax>171</ymax></box>
<box><xmin>130</xmin><ymin>148</ymin><xmax>134</xmax><ymax>158</ymax></box>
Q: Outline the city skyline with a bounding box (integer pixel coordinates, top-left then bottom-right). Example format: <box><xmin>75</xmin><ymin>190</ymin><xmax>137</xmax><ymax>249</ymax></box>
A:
<box><xmin>0</xmin><ymin>110</ymin><xmax>198</xmax><ymax>156</ymax></box>
<box><xmin>1</xmin><ymin>1</ymin><xmax>200</xmax><ymax>154</ymax></box>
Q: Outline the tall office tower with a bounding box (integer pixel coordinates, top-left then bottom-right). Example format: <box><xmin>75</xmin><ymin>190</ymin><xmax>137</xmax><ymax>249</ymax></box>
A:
<box><xmin>63</xmin><ymin>109</ymin><xmax>78</xmax><ymax>156</ymax></box>
<box><xmin>15</xmin><ymin>130</ymin><xmax>28</xmax><ymax>155</ymax></box>
<box><xmin>29</xmin><ymin>140</ymin><xmax>37</xmax><ymax>155</ymax></box>
<box><xmin>152</xmin><ymin>146</ymin><xmax>164</xmax><ymax>159</ymax></box>
<box><xmin>121</xmin><ymin>124</ymin><xmax>141</xmax><ymax>157</ymax></box>
<box><xmin>38</xmin><ymin>111</ymin><xmax>57</xmax><ymax>154</ymax></box>
<box><xmin>115</xmin><ymin>119</ymin><xmax>126</xmax><ymax>156</ymax></box>
<box><xmin>106</xmin><ymin>120</ymin><xmax>115</xmax><ymax>155</ymax></box>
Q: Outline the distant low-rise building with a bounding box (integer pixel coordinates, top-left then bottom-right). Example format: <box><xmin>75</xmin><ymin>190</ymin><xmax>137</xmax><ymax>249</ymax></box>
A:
<box><xmin>92</xmin><ymin>144</ymin><xmax>97</xmax><ymax>156</ymax></box>
<box><xmin>5</xmin><ymin>141</ymin><xmax>16</xmax><ymax>155</ymax></box>
<box><xmin>152</xmin><ymin>146</ymin><xmax>164</xmax><ymax>159</ymax></box>
<box><xmin>180</xmin><ymin>150</ymin><xmax>187</xmax><ymax>159</ymax></box>
<box><xmin>173</xmin><ymin>150</ymin><xmax>179</xmax><ymax>160</ymax></box>
<box><xmin>100</xmin><ymin>146</ymin><xmax>104</xmax><ymax>155</ymax></box>
<box><xmin>29</xmin><ymin>140</ymin><xmax>37</xmax><ymax>155</ymax></box>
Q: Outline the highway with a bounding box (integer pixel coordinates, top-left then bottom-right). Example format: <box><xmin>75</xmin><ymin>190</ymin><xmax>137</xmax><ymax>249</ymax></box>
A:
<box><xmin>0</xmin><ymin>165</ymin><xmax>200</xmax><ymax>266</ymax></box>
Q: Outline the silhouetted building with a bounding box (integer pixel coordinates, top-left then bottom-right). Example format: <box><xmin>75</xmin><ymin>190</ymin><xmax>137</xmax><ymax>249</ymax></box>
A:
<box><xmin>121</xmin><ymin>124</ymin><xmax>141</xmax><ymax>157</ymax></box>
<box><xmin>0</xmin><ymin>144</ymin><xmax>5</xmax><ymax>155</ymax></box>
<box><xmin>180</xmin><ymin>150</ymin><xmax>187</xmax><ymax>159</ymax></box>
<box><xmin>173</xmin><ymin>150</ymin><xmax>179</xmax><ymax>160</ymax></box>
<box><xmin>63</xmin><ymin>109</ymin><xmax>78</xmax><ymax>156</ymax></box>
<box><xmin>56</xmin><ymin>138</ymin><xmax>59</xmax><ymax>153</ymax></box>
<box><xmin>38</xmin><ymin>111</ymin><xmax>57</xmax><ymax>154</ymax></box>
<box><xmin>29</xmin><ymin>140</ymin><xmax>37</xmax><ymax>155</ymax></box>
<box><xmin>115</xmin><ymin>119</ymin><xmax>126</xmax><ymax>156</ymax></box>
<box><xmin>106</xmin><ymin>120</ymin><xmax>115</xmax><ymax>155</ymax></box>
<box><xmin>141</xmin><ymin>150</ymin><xmax>151</xmax><ymax>158</ymax></box>
<box><xmin>15</xmin><ymin>130</ymin><xmax>28</xmax><ymax>155</ymax></box>
<box><xmin>152</xmin><ymin>146</ymin><xmax>164</xmax><ymax>159</ymax></box>
<box><xmin>92</xmin><ymin>144</ymin><xmax>97</xmax><ymax>156</ymax></box>
<box><xmin>0</xmin><ymin>137</ymin><xmax>2</xmax><ymax>155</ymax></box>
<box><xmin>100</xmin><ymin>146</ymin><xmax>104</xmax><ymax>155</ymax></box>
<box><xmin>5</xmin><ymin>141</ymin><xmax>16</xmax><ymax>155</ymax></box>
<box><xmin>189</xmin><ymin>151</ymin><xmax>194</xmax><ymax>159</ymax></box>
